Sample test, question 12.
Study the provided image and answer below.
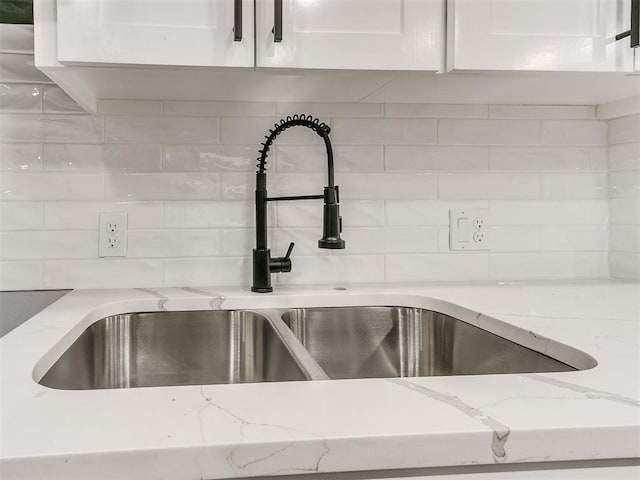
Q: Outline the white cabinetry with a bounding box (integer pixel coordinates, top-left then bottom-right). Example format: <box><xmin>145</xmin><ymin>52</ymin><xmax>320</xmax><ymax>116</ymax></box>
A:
<box><xmin>255</xmin><ymin>0</ymin><xmax>443</xmax><ymax>71</ymax></box>
<box><xmin>56</xmin><ymin>0</ymin><xmax>254</xmax><ymax>67</ymax></box>
<box><xmin>448</xmin><ymin>0</ymin><xmax>634</xmax><ymax>72</ymax></box>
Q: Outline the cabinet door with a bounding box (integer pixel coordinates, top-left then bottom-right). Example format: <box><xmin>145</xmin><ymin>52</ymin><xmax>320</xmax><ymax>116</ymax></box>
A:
<box><xmin>56</xmin><ymin>0</ymin><xmax>254</xmax><ymax>67</ymax></box>
<box><xmin>448</xmin><ymin>0</ymin><xmax>634</xmax><ymax>72</ymax></box>
<box><xmin>256</xmin><ymin>0</ymin><xmax>443</xmax><ymax>71</ymax></box>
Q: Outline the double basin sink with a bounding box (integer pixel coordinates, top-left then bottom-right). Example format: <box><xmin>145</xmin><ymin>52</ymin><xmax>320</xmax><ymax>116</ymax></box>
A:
<box><xmin>39</xmin><ymin>306</ymin><xmax>596</xmax><ymax>390</ymax></box>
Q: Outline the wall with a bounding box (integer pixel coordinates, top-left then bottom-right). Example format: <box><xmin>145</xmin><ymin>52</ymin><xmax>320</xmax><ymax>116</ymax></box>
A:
<box><xmin>608</xmin><ymin>113</ymin><xmax>640</xmax><ymax>280</ymax></box>
<box><xmin>0</xmin><ymin>44</ymin><xmax>610</xmax><ymax>290</ymax></box>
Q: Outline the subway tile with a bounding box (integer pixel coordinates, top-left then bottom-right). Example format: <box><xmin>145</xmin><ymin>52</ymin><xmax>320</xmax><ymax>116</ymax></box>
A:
<box><xmin>0</xmin><ymin>201</ymin><xmax>43</xmax><ymax>230</ymax></box>
<box><xmin>220</xmin><ymin>172</ymin><xmax>255</xmax><ymax>199</ymax></box>
<box><xmin>45</xmin><ymin>143</ymin><xmax>164</xmax><ymax>174</ymax></box>
<box><xmin>0</xmin><ymin>231</ymin><xmax>97</xmax><ymax>259</ymax></box>
<box><xmin>42</xmin><ymin>85</ymin><xmax>85</xmax><ymax>114</ymax></box>
<box><xmin>490</xmin><ymin>252</ymin><xmax>593</xmax><ymax>280</ymax></box>
<box><xmin>128</xmin><ymin>230</ymin><xmax>221</xmax><ymax>258</ymax></box>
<box><xmin>106</xmin><ymin>173</ymin><xmax>220</xmax><ymax>201</ymax></box>
<box><xmin>220</xmin><ymin>228</ymin><xmax>254</xmax><ymax>256</ymax></box>
<box><xmin>163</xmin><ymin>257</ymin><xmax>249</xmax><ymax>287</ymax></box>
<box><xmin>0</xmin><ymin>114</ymin><xmax>103</xmax><ymax>143</ymax></box>
<box><xmin>105</xmin><ymin>116</ymin><xmax>219</xmax><ymax>144</ymax></box>
<box><xmin>491</xmin><ymin>200</ymin><xmax>608</xmax><ymax>225</ymax></box>
<box><xmin>163</xmin><ymin>145</ymin><xmax>254</xmax><ymax>172</ymax></box>
<box><xmin>609</xmin><ymin>171</ymin><xmax>640</xmax><ymax>198</ymax></box>
<box><xmin>0</xmin><ymin>84</ymin><xmax>41</xmax><ymax>112</ymax></box>
<box><xmin>277</xmin><ymin>255</ymin><xmax>385</xmax><ymax>285</ymax></box>
<box><xmin>331</xmin><ymin>118</ymin><xmax>437</xmax><ymax>145</ymax></box>
<box><xmin>276</xmin><ymin>103</ymin><xmax>383</xmax><ymax>117</ymax></box>
<box><xmin>1</xmin><ymin>172</ymin><xmax>104</xmax><ymax>200</ymax></box>
<box><xmin>98</xmin><ymin>100</ymin><xmax>163</xmax><ymax>116</ymax></box>
<box><xmin>44</xmin><ymin>202</ymin><xmax>162</xmax><ymax>229</ymax></box>
<box><xmin>43</xmin><ymin>260</ymin><xmax>163</xmax><ymax>289</ymax></box>
<box><xmin>165</xmin><ymin>101</ymin><xmax>275</xmax><ymax>116</ymax></box>
<box><xmin>163</xmin><ymin>201</ymin><xmax>259</xmax><ymax>228</ymax></box>
<box><xmin>608</xmin><ymin>114</ymin><xmax>640</xmax><ymax>145</ymax></box>
<box><xmin>276</xmin><ymin>145</ymin><xmax>384</xmax><ymax>172</ymax></box>
<box><xmin>610</xmin><ymin>226</ymin><xmax>640</xmax><ymax>253</ymax></box>
<box><xmin>277</xmin><ymin>200</ymin><xmax>384</xmax><ymax>227</ymax></box>
<box><xmin>0</xmin><ymin>261</ymin><xmax>43</xmax><ymax>290</ymax></box>
<box><xmin>488</xmin><ymin>105</ymin><xmax>595</xmax><ymax>119</ymax></box>
<box><xmin>541</xmin><ymin>120</ymin><xmax>607</xmax><ymax>145</ymax></box>
<box><xmin>489</xmin><ymin>146</ymin><xmax>590</xmax><ymax>171</ymax></box>
<box><xmin>0</xmin><ymin>53</ymin><xmax>51</xmax><ymax>83</ymax></box>
<box><xmin>385</xmin><ymin>146</ymin><xmax>489</xmax><ymax>172</ymax></box>
<box><xmin>589</xmin><ymin>147</ymin><xmax>608</xmax><ymax>171</ymax></box>
<box><xmin>438</xmin><ymin>119</ymin><xmax>540</xmax><ymax>145</ymax></box>
<box><xmin>0</xmin><ymin>25</ymin><xmax>35</xmax><ymax>54</ymax></box>
<box><xmin>220</xmin><ymin>117</ymin><xmax>321</xmax><ymax>145</ymax></box>
<box><xmin>386</xmin><ymin>254</ymin><xmax>490</xmax><ymax>282</ymax></box>
<box><xmin>383</xmin><ymin>227</ymin><xmax>439</xmax><ymax>253</ymax></box>
<box><xmin>540</xmin><ymin>225</ymin><xmax>608</xmax><ymax>251</ymax></box>
<box><xmin>491</xmin><ymin>227</ymin><xmax>541</xmax><ymax>252</ymax></box>
<box><xmin>609</xmin><ymin>252</ymin><xmax>640</xmax><ymax>280</ymax></box>
<box><xmin>609</xmin><ymin>198</ymin><xmax>640</xmax><ymax>225</ymax></box>
<box><xmin>541</xmin><ymin>173</ymin><xmax>607</xmax><ymax>199</ymax></box>
<box><xmin>269</xmin><ymin>228</ymin><xmax>328</xmax><ymax>255</ymax></box>
<box><xmin>339</xmin><ymin>173</ymin><xmax>438</xmax><ymax>199</ymax></box>
<box><xmin>0</xmin><ymin>143</ymin><xmax>42</xmax><ymax>170</ymax></box>
<box><xmin>609</xmin><ymin>142</ymin><xmax>640</xmax><ymax>171</ymax></box>
<box><xmin>385</xmin><ymin>200</ymin><xmax>489</xmax><ymax>226</ymax></box>
<box><xmin>439</xmin><ymin>173</ymin><xmax>540</xmax><ymax>200</ymax></box>
<box><xmin>385</xmin><ymin>104</ymin><xmax>488</xmax><ymax>118</ymax></box>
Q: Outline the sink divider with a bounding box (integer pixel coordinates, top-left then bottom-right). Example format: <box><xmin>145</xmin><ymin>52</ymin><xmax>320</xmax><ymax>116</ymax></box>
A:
<box><xmin>257</xmin><ymin>309</ymin><xmax>330</xmax><ymax>381</ymax></box>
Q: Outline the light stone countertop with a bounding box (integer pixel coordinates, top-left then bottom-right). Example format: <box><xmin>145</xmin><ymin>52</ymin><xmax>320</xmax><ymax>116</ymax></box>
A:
<box><xmin>0</xmin><ymin>280</ymin><xmax>639</xmax><ymax>480</ymax></box>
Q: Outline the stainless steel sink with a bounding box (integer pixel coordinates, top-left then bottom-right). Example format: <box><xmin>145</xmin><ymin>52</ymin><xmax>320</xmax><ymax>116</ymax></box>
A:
<box><xmin>281</xmin><ymin>306</ymin><xmax>579</xmax><ymax>379</ymax></box>
<box><xmin>39</xmin><ymin>310</ymin><xmax>309</xmax><ymax>389</ymax></box>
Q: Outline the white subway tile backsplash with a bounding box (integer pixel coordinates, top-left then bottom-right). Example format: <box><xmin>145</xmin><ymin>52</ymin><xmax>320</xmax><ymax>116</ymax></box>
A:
<box><xmin>491</xmin><ymin>200</ymin><xmax>608</xmax><ymax>226</ymax></box>
<box><xmin>386</xmin><ymin>254</ymin><xmax>490</xmax><ymax>282</ymax></box>
<box><xmin>106</xmin><ymin>173</ymin><xmax>220</xmax><ymax>200</ymax></box>
<box><xmin>43</xmin><ymin>260</ymin><xmax>163</xmax><ymax>289</ymax></box>
<box><xmin>163</xmin><ymin>257</ymin><xmax>249</xmax><ymax>287</ymax></box>
<box><xmin>0</xmin><ymin>231</ymin><xmax>97</xmax><ymax>259</ymax></box>
<box><xmin>276</xmin><ymin>145</ymin><xmax>384</xmax><ymax>172</ymax></box>
<box><xmin>340</xmin><ymin>173</ymin><xmax>438</xmax><ymax>200</ymax></box>
<box><xmin>42</xmin><ymin>85</ymin><xmax>85</xmax><ymax>114</ymax></box>
<box><xmin>0</xmin><ymin>83</ymin><xmax>41</xmax><ymax>112</ymax></box>
<box><xmin>488</xmin><ymin>105</ymin><xmax>595</xmax><ymax>120</ymax></box>
<box><xmin>165</xmin><ymin>101</ymin><xmax>275</xmax><ymax>117</ymax></box>
<box><xmin>491</xmin><ymin>227</ymin><xmax>541</xmax><ymax>252</ymax></box>
<box><xmin>609</xmin><ymin>252</ymin><xmax>640</xmax><ymax>279</ymax></box>
<box><xmin>221</xmin><ymin>117</ymin><xmax>321</xmax><ymax>145</ymax></box>
<box><xmin>385</xmin><ymin>146</ymin><xmax>489</xmax><ymax>172</ymax></box>
<box><xmin>439</xmin><ymin>173</ymin><xmax>540</xmax><ymax>200</ymax></box>
<box><xmin>0</xmin><ymin>114</ymin><xmax>103</xmax><ymax>143</ymax></box>
<box><xmin>163</xmin><ymin>201</ymin><xmax>258</xmax><ymax>228</ymax></box>
<box><xmin>609</xmin><ymin>115</ymin><xmax>640</xmax><ymax>145</ymax></box>
<box><xmin>98</xmin><ymin>100</ymin><xmax>163</xmax><ymax>116</ymax></box>
<box><xmin>609</xmin><ymin>171</ymin><xmax>640</xmax><ymax>198</ymax></box>
<box><xmin>331</xmin><ymin>118</ymin><xmax>437</xmax><ymax>145</ymax></box>
<box><xmin>540</xmin><ymin>225</ymin><xmax>608</xmax><ymax>251</ymax></box>
<box><xmin>277</xmin><ymin>102</ymin><xmax>383</xmax><ymax>118</ymax></box>
<box><xmin>541</xmin><ymin>120</ymin><xmax>607</xmax><ymax>145</ymax></box>
<box><xmin>0</xmin><ymin>53</ymin><xmax>51</xmax><ymax>83</ymax></box>
<box><xmin>609</xmin><ymin>142</ymin><xmax>640</xmax><ymax>171</ymax></box>
<box><xmin>0</xmin><ymin>261</ymin><xmax>43</xmax><ymax>290</ymax></box>
<box><xmin>609</xmin><ymin>225</ymin><xmax>640</xmax><ymax>253</ymax></box>
<box><xmin>277</xmin><ymin>200</ymin><xmax>384</xmax><ymax>227</ymax></box>
<box><xmin>44</xmin><ymin>144</ymin><xmax>161</xmax><ymax>173</ymax></box>
<box><xmin>128</xmin><ymin>230</ymin><xmax>221</xmax><ymax>258</ymax></box>
<box><xmin>105</xmin><ymin>116</ymin><xmax>219</xmax><ymax>144</ymax></box>
<box><xmin>1</xmin><ymin>173</ymin><xmax>104</xmax><ymax>200</ymax></box>
<box><xmin>385</xmin><ymin>200</ymin><xmax>489</xmax><ymax>226</ymax></box>
<box><xmin>609</xmin><ymin>198</ymin><xmax>640</xmax><ymax>225</ymax></box>
<box><xmin>489</xmin><ymin>146</ymin><xmax>590</xmax><ymax>171</ymax></box>
<box><xmin>44</xmin><ymin>201</ymin><xmax>162</xmax><ymax>230</ymax></box>
<box><xmin>163</xmin><ymin>145</ymin><xmax>253</xmax><ymax>172</ymax></box>
<box><xmin>385</xmin><ymin>104</ymin><xmax>488</xmax><ymax>119</ymax></box>
<box><xmin>438</xmin><ymin>119</ymin><xmax>540</xmax><ymax>145</ymax></box>
<box><xmin>590</xmin><ymin>147</ymin><xmax>608</xmax><ymax>171</ymax></box>
<box><xmin>490</xmin><ymin>252</ymin><xmax>594</xmax><ymax>280</ymax></box>
<box><xmin>0</xmin><ymin>201</ymin><xmax>42</xmax><ymax>230</ymax></box>
<box><xmin>277</xmin><ymin>255</ymin><xmax>385</xmax><ymax>285</ymax></box>
<box><xmin>0</xmin><ymin>143</ymin><xmax>42</xmax><ymax>170</ymax></box>
<box><xmin>541</xmin><ymin>173</ymin><xmax>607</xmax><ymax>199</ymax></box>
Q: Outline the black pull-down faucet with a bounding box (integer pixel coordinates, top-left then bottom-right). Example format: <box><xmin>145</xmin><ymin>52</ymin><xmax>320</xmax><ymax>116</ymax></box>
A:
<box><xmin>252</xmin><ymin>115</ymin><xmax>345</xmax><ymax>293</ymax></box>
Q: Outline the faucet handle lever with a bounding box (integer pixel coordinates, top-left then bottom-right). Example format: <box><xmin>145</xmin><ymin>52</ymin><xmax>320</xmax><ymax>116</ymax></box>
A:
<box><xmin>284</xmin><ymin>242</ymin><xmax>295</xmax><ymax>260</ymax></box>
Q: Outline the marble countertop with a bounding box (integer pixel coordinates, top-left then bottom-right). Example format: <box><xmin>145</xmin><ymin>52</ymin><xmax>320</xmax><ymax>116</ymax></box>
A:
<box><xmin>1</xmin><ymin>280</ymin><xmax>639</xmax><ymax>479</ymax></box>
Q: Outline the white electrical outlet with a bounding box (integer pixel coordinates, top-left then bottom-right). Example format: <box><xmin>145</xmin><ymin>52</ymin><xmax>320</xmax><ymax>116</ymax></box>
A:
<box><xmin>449</xmin><ymin>208</ymin><xmax>490</xmax><ymax>251</ymax></box>
<box><xmin>99</xmin><ymin>212</ymin><xmax>127</xmax><ymax>257</ymax></box>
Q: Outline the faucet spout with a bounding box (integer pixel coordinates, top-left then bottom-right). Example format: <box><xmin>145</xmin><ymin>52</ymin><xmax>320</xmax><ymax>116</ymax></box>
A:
<box><xmin>251</xmin><ymin>115</ymin><xmax>345</xmax><ymax>293</ymax></box>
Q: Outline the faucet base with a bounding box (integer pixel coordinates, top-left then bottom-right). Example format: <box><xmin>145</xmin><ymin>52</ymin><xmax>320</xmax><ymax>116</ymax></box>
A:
<box><xmin>251</xmin><ymin>286</ymin><xmax>273</xmax><ymax>293</ymax></box>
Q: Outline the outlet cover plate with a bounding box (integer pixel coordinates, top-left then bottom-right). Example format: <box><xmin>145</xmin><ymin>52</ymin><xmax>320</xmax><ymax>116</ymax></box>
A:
<box><xmin>99</xmin><ymin>212</ymin><xmax>127</xmax><ymax>257</ymax></box>
<box><xmin>449</xmin><ymin>208</ymin><xmax>490</xmax><ymax>251</ymax></box>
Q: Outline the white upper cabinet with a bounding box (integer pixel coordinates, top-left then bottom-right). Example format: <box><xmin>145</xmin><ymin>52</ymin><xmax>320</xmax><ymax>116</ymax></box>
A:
<box><xmin>255</xmin><ymin>0</ymin><xmax>444</xmax><ymax>71</ymax></box>
<box><xmin>56</xmin><ymin>0</ymin><xmax>254</xmax><ymax>67</ymax></box>
<box><xmin>448</xmin><ymin>0</ymin><xmax>634</xmax><ymax>72</ymax></box>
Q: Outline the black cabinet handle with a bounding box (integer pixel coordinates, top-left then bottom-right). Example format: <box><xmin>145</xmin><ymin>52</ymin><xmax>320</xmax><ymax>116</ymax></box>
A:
<box><xmin>274</xmin><ymin>0</ymin><xmax>283</xmax><ymax>42</ymax></box>
<box><xmin>234</xmin><ymin>0</ymin><xmax>242</xmax><ymax>41</ymax></box>
<box><xmin>616</xmin><ymin>0</ymin><xmax>638</xmax><ymax>48</ymax></box>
